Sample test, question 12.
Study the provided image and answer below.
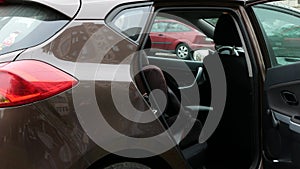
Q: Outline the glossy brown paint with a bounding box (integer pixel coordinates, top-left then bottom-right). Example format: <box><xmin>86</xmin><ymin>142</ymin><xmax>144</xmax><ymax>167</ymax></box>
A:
<box><xmin>0</xmin><ymin>0</ymin><xmax>275</xmax><ymax>168</ymax></box>
<box><xmin>0</xmin><ymin>95</ymin><xmax>89</xmax><ymax>169</ymax></box>
<box><xmin>0</xmin><ymin>21</ymin><xmax>188</xmax><ymax>169</ymax></box>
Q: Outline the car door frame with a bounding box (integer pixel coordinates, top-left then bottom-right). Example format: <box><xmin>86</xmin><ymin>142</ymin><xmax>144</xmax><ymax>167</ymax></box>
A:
<box><xmin>246</xmin><ymin>2</ymin><xmax>300</xmax><ymax>169</ymax></box>
<box><xmin>141</xmin><ymin>2</ymin><xmax>264</xmax><ymax>169</ymax></box>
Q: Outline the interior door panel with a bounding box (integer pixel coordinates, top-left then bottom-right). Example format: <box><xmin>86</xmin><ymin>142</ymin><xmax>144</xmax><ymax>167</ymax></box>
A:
<box><xmin>264</xmin><ymin>62</ymin><xmax>300</xmax><ymax>169</ymax></box>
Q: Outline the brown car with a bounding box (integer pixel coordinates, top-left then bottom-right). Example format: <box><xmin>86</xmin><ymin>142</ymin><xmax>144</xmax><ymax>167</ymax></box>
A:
<box><xmin>0</xmin><ymin>0</ymin><xmax>300</xmax><ymax>169</ymax></box>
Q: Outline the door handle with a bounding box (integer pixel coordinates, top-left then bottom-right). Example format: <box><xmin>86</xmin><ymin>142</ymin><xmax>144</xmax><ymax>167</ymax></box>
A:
<box><xmin>158</xmin><ymin>34</ymin><xmax>164</xmax><ymax>36</ymax></box>
<box><xmin>271</xmin><ymin>111</ymin><xmax>300</xmax><ymax>134</ymax></box>
<box><xmin>281</xmin><ymin>91</ymin><xmax>298</xmax><ymax>106</ymax></box>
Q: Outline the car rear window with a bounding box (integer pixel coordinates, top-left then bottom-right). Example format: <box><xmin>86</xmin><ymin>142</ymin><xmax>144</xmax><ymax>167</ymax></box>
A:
<box><xmin>0</xmin><ymin>4</ymin><xmax>69</xmax><ymax>55</ymax></box>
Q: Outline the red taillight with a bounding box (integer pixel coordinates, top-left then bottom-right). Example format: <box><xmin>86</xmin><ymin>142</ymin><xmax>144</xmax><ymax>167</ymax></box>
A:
<box><xmin>0</xmin><ymin>60</ymin><xmax>78</xmax><ymax>108</ymax></box>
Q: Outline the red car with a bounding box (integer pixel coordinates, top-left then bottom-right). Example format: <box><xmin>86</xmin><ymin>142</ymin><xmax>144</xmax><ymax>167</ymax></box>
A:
<box><xmin>150</xmin><ymin>19</ymin><xmax>214</xmax><ymax>59</ymax></box>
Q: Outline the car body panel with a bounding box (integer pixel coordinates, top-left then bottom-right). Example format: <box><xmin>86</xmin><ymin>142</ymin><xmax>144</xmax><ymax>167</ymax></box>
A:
<box><xmin>0</xmin><ymin>50</ymin><xmax>24</xmax><ymax>63</ymax></box>
<box><xmin>22</xmin><ymin>0</ymin><xmax>277</xmax><ymax>19</ymax></box>
<box><xmin>0</xmin><ymin>2</ymin><xmax>254</xmax><ymax>169</ymax></box>
<box><xmin>0</xmin><ymin>0</ymin><xmax>299</xmax><ymax>169</ymax></box>
<box><xmin>0</xmin><ymin>94</ymin><xmax>90</xmax><ymax>169</ymax></box>
<box><xmin>13</xmin><ymin>20</ymin><xmax>189</xmax><ymax>169</ymax></box>
<box><xmin>25</xmin><ymin>0</ymin><xmax>80</xmax><ymax>18</ymax></box>
<box><xmin>150</xmin><ymin>32</ymin><xmax>168</xmax><ymax>49</ymax></box>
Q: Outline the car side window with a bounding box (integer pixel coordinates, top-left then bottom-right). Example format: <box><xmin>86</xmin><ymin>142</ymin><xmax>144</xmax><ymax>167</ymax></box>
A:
<box><xmin>151</xmin><ymin>22</ymin><xmax>168</xmax><ymax>32</ymax></box>
<box><xmin>109</xmin><ymin>6</ymin><xmax>151</xmax><ymax>41</ymax></box>
<box><xmin>165</xmin><ymin>23</ymin><xmax>191</xmax><ymax>32</ymax></box>
<box><xmin>253</xmin><ymin>4</ymin><xmax>300</xmax><ymax>66</ymax></box>
<box><xmin>147</xmin><ymin>11</ymin><xmax>216</xmax><ymax>61</ymax></box>
<box><xmin>204</xmin><ymin>18</ymin><xmax>219</xmax><ymax>26</ymax></box>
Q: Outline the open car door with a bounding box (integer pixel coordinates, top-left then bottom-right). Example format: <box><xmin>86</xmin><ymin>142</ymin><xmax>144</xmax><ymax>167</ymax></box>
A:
<box><xmin>250</xmin><ymin>2</ymin><xmax>300</xmax><ymax>169</ymax></box>
<box><xmin>264</xmin><ymin>63</ymin><xmax>300</xmax><ymax>169</ymax></box>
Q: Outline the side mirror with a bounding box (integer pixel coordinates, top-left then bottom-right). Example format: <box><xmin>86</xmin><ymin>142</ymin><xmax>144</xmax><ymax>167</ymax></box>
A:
<box><xmin>193</xmin><ymin>48</ymin><xmax>214</xmax><ymax>61</ymax></box>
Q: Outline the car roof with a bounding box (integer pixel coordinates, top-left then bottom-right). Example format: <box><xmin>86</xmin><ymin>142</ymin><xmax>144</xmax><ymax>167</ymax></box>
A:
<box><xmin>77</xmin><ymin>0</ymin><xmax>148</xmax><ymax>19</ymax></box>
<box><xmin>11</xmin><ymin>0</ymin><xmax>80</xmax><ymax>18</ymax></box>
<box><xmin>77</xmin><ymin>0</ymin><xmax>278</xmax><ymax>19</ymax></box>
<box><xmin>21</xmin><ymin>0</ymin><xmax>277</xmax><ymax>18</ymax></box>
<box><xmin>21</xmin><ymin>0</ymin><xmax>148</xmax><ymax>19</ymax></box>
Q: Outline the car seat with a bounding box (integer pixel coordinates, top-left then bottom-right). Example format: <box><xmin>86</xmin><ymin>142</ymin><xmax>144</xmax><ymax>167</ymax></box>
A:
<box><xmin>134</xmin><ymin>36</ymin><xmax>207</xmax><ymax>167</ymax></box>
<box><xmin>206</xmin><ymin>14</ymin><xmax>253</xmax><ymax>168</ymax></box>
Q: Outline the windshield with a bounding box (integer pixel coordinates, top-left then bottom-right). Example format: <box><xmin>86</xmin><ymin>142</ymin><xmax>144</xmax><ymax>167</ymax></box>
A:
<box><xmin>0</xmin><ymin>4</ymin><xmax>69</xmax><ymax>55</ymax></box>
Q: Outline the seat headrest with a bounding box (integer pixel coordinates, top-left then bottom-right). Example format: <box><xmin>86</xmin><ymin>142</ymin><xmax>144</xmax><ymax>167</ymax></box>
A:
<box><xmin>141</xmin><ymin>65</ymin><xmax>168</xmax><ymax>95</ymax></box>
<box><xmin>214</xmin><ymin>14</ymin><xmax>242</xmax><ymax>47</ymax></box>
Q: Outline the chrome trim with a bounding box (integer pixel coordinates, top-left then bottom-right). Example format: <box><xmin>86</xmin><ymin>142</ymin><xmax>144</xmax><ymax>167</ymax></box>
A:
<box><xmin>290</xmin><ymin>121</ymin><xmax>300</xmax><ymax>134</ymax></box>
<box><xmin>273</xmin><ymin>111</ymin><xmax>300</xmax><ymax>134</ymax></box>
<box><xmin>273</xmin><ymin>111</ymin><xmax>290</xmax><ymax>124</ymax></box>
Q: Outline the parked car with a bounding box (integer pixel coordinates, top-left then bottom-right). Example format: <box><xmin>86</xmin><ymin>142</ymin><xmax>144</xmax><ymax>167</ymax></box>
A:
<box><xmin>1</xmin><ymin>0</ymin><xmax>300</xmax><ymax>169</ymax></box>
<box><xmin>150</xmin><ymin>19</ymin><xmax>214</xmax><ymax>59</ymax></box>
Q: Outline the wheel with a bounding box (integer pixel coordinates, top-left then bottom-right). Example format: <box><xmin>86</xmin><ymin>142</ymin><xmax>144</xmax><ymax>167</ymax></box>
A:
<box><xmin>102</xmin><ymin>162</ymin><xmax>151</xmax><ymax>169</ymax></box>
<box><xmin>175</xmin><ymin>43</ymin><xmax>191</xmax><ymax>60</ymax></box>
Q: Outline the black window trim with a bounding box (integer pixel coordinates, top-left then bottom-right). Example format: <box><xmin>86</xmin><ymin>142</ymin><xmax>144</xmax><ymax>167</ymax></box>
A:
<box><xmin>105</xmin><ymin>2</ymin><xmax>154</xmax><ymax>44</ymax></box>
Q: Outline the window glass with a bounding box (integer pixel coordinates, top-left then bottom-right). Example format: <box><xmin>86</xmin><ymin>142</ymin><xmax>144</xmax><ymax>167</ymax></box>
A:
<box><xmin>111</xmin><ymin>6</ymin><xmax>150</xmax><ymax>41</ymax></box>
<box><xmin>166</xmin><ymin>22</ymin><xmax>191</xmax><ymax>32</ymax></box>
<box><xmin>151</xmin><ymin>22</ymin><xmax>168</xmax><ymax>32</ymax></box>
<box><xmin>0</xmin><ymin>4</ymin><xmax>68</xmax><ymax>55</ymax></box>
<box><xmin>0</xmin><ymin>5</ymin><xmax>68</xmax><ymax>54</ymax></box>
<box><xmin>147</xmin><ymin>11</ymin><xmax>218</xmax><ymax>61</ymax></box>
<box><xmin>253</xmin><ymin>4</ymin><xmax>300</xmax><ymax>66</ymax></box>
<box><xmin>204</xmin><ymin>18</ymin><xmax>219</xmax><ymax>26</ymax></box>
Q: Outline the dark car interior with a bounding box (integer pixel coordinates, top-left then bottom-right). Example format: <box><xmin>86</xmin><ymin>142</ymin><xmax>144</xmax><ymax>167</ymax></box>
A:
<box><xmin>134</xmin><ymin>9</ymin><xmax>256</xmax><ymax>169</ymax></box>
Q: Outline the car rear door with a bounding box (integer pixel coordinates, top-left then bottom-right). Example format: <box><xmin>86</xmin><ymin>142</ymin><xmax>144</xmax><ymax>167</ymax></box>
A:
<box><xmin>249</xmin><ymin>3</ymin><xmax>300</xmax><ymax>169</ymax></box>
